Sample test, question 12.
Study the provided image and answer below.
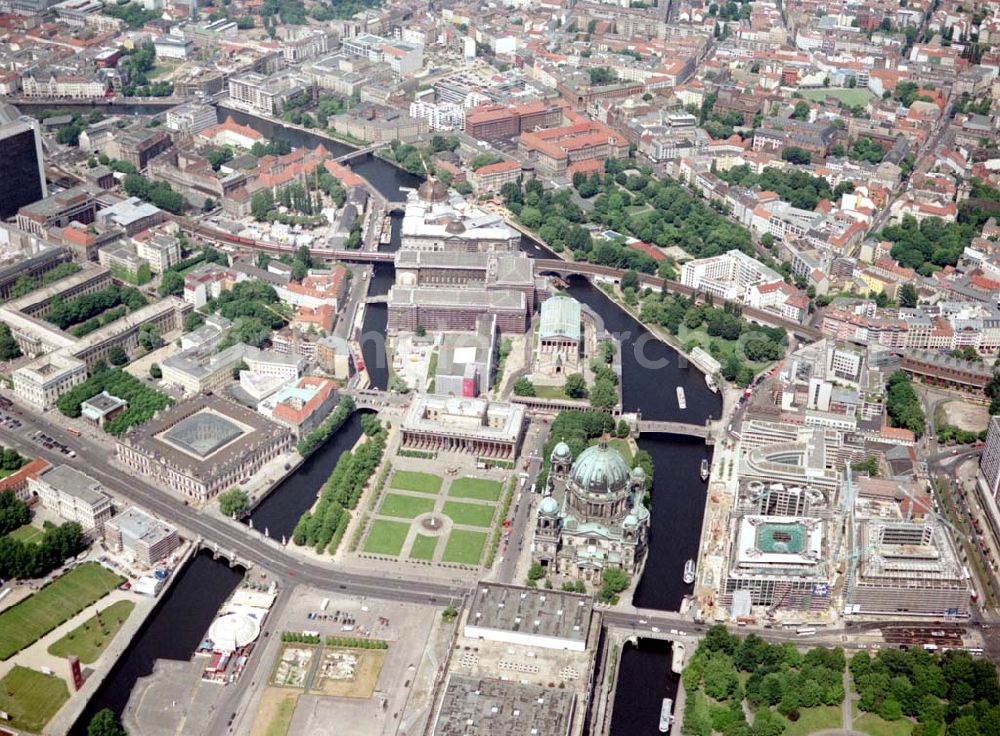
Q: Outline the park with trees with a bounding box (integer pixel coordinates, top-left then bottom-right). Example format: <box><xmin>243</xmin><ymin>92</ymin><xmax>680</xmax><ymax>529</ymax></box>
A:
<box><xmin>681</xmin><ymin>626</ymin><xmax>847</xmax><ymax>736</ymax></box>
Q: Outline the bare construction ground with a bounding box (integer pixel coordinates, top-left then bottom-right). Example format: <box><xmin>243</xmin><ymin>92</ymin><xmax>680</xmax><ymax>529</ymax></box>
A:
<box><xmin>940</xmin><ymin>400</ymin><xmax>989</xmax><ymax>431</ymax></box>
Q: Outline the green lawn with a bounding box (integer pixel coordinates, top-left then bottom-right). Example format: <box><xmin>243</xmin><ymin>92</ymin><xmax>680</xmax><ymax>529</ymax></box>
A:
<box><xmin>0</xmin><ymin>665</ymin><xmax>69</xmax><ymax>733</ymax></box>
<box><xmin>783</xmin><ymin>705</ymin><xmax>842</xmax><ymax>736</ymax></box>
<box><xmin>441</xmin><ymin>530</ymin><xmax>487</xmax><ymax>565</ymax></box>
<box><xmin>448</xmin><ymin>477</ymin><xmax>502</xmax><ymax>501</ymax></box>
<box><xmin>409</xmin><ymin>534</ymin><xmax>439</xmax><ymax>561</ymax></box>
<box><xmin>801</xmin><ymin>88</ymin><xmax>872</xmax><ymax>106</ymax></box>
<box><xmin>0</xmin><ymin>563</ymin><xmax>124</xmax><ymax>660</ymax></box>
<box><xmin>378</xmin><ymin>493</ymin><xmax>435</xmax><ymax>519</ymax></box>
<box><xmin>390</xmin><ymin>470</ymin><xmax>442</xmax><ymax>494</ymax></box>
<box><xmin>854</xmin><ymin>711</ymin><xmax>914</xmax><ymax>736</ymax></box>
<box><xmin>363</xmin><ymin>520</ymin><xmax>411</xmax><ymax>556</ymax></box>
<box><xmin>47</xmin><ymin>599</ymin><xmax>135</xmax><ymax>664</ymax></box>
<box><xmin>8</xmin><ymin>524</ymin><xmax>44</xmax><ymax>544</ymax></box>
<box><xmin>442</xmin><ymin>501</ymin><xmax>494</xmax><ymax>528</ymax></box>
<box><xmin>533</xmin><ymin>384</ymin><xmax>571</xmax><ymax>400</ymax></box>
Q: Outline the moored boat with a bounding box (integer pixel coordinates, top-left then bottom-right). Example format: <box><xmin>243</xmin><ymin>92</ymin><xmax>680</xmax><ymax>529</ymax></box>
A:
<box><xmin>700</xmin><ymin>459</ymin><xmax>709</xmax><ymax>481</ymax></box>
<box><xmin>683</xmin><ymin>559</ymin><xmax>695</xmax><ymax>585</ymax></box>
<box><xmin>659</xmin><ymin>698</ymin><xmax>674</xmax><ymax>732</ymax></box>
<box><xmin>676</xmin><ymin>386</ymin><xmax>686</xmax><ymax>409</ymax></box>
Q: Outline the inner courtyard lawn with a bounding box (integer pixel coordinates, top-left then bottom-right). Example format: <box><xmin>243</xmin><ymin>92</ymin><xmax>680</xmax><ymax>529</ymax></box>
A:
<box><xmin>442</xmin><ymin>501</ymin><xmax>494</xmax><ymax>528</ymax></box>
<box><xmin>389</xmin><ymin>470</ymin><xmax>443</xmax><ymax>494</ymax></box>
<box><xmin>363</xmin><ymin>520</ymin><xmax>411</xmax><ymax>556</ymax></box>
<box><xmin>448</xmin><ymin>477</ymin><xmax>502</xmax><ymax>501</ymax></box>
<box><xmin>8</xmin><ymin>524</ymin><xmax>44</xmax><ymax>544</ymax></box>
<box><xmin>441</xmin><ymin>530</ymin><xmax>487</xmax><ymax>565</ymax></box>
<box><xmin>0</xmin><ymin>563</ymin><xmax>123</xmax><ymax>660</ymax></box>
<box><xmin>378</xmin><ymin>494</ymin><xmax>435</xmax><ymax>519</ymax></box>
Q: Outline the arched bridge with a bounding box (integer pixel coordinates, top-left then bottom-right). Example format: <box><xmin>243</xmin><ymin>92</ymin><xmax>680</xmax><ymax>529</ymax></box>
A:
<box><xmin>331</xmin><ymin>144</ymin><xmax>385</xmax><ymax>164</ymax></box>
<box><xmin>636</xmin><ymin>419</ymin><xmax>716</xmax><ymax>441</ymax></box>
<box><xmin>533</xmin><ymin>259</ymin><xmax>822</xmax><ymax>341</ymax></box>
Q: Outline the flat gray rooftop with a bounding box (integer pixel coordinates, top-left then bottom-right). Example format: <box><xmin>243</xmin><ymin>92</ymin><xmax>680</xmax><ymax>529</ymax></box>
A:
<box><xmin>40</xmin><ymin>464</ymin><xmax>107</xmax><ymax>506</ymax></box>
<box><xmin>466</xmin><ymin>583</ymin><xmax>593</xmax><ymax>644</ymax></box>
<box><xmin>433</xmin><ymin>675</ymin><xmax>574</xmax><ymax>736</ymax></box>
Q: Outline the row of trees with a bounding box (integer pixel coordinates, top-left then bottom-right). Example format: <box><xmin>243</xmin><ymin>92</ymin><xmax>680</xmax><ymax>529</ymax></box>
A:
<box><xmin>297</xmin><ymin>396</ymin><xmax>355</xmax><ymax>457</ymax></box>
<box><xmin>70</xmin><ymin>306</ymin><xmax>126</xmax><ymax>338</ymax></box>
<box><xmin>44</xmin><ymin>284</ymin><xmax>146</xmax><ymax>331</ymax></box>
<box><xmin>325</xmin><ymin>636</ymin><xmax>388</xmax><ymax>649</ymax></box>
<box><xmin>280</xmin><ymin>631</ymin><xmax>320</xmax><ymax>644</ymax></box>
<box><xmin>885</xmin><ymin>370</ymin><xmax>925</xmax><ymax>438</ymax></box>
<box><xmin>8</xmin><ymin>261</ymin><xmax>81</xmax><ymax>301</ymax></box>
<box><xmin>0</xmin><ymin>521</ymin><xmax>84</xmax><ymax>581</ymax></box>
<box><xmin>292</xmin><ymin>416</ymin><xmax>386</xmax><ymax>555</ymax></box>
<box><xmin>56</xmin><ymin>367</ymin><xmax>173</xmax><ymax>436</ymax></box>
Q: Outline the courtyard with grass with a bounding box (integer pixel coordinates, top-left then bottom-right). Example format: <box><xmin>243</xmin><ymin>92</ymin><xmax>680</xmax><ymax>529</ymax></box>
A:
<box><xmin>801</xmin><ymin>88</ymin><xmax>873</xmax><ymax>106</ymax></box>
<box><xmin>441</xmin><ymin>501</ymin><xmax>494</xmax><ymax>528</ymax></box>
<box><xmin>389</xmin><ymin>470</ymin><xmax>442</xmax><ymax>494</ymax></box>
<box><xmin>0</xmin><ymin>562</ymin><xmax>123</xmax><ymax>660</ymax></box>
<box><xmin>441</xmin><ymin>530</ymin><xmax>487</xmax><ymax>565</ymax></box>
<box><xmin>378</xmin><ymin>493</ymin><xmax>436</xmax><ymax>519</ymax></box>
<box><xmin>448</xmin><ymin>477</ymin><xmax>503</xmax><ymax>501</ymax></box>
<box><xmin>8</xmin><ymin>524</ymin><xmax>44</xmax><ymax>544</ymax></box>
<box><xmin>0</xmin><ymin>665</ymin><xmax>69</xmax><ymax>733</ymax></box>
<box><xmin>408</xmin><ymin>534</ymin><xmax>439</xmax><ymax>561</ymax></box>
<box><xmin>47</xmin><ymin>599</ymin><xmax>135</xmax><ymax>664</ymax></box>
<box><xmin>362</xmin><ymin>520</ymin><xmax>411</xmax><ymax>556</ymax></box>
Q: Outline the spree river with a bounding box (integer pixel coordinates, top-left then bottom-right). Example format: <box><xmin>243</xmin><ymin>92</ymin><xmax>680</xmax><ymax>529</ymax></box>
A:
<box><xmin>42</xmin><ymin>103</ymin><xmax>717</xmax><ymax>731</ymax></box>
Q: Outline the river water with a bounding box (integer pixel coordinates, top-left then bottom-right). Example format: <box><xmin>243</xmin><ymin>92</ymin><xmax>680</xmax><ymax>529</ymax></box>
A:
<box><xmin>34</xmin><ymin>103</ymin><xmax>716</xmax><ymax>732</ymax></box>
<box><xmin>69</xmin><ymin>551</ymin><xmax>245</xmax><ymax>733</ymax></box>
<box><xmin>609</xmin><ymin>638</ymin><xmax>681</xmax><ymax>736</ymax></box>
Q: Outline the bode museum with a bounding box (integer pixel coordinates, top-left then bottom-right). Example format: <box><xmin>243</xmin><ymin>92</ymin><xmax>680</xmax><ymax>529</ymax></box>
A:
<box><xmin>532</xmin><ymin>440</ymin><xmax>650</xmax><ymax>581</ymax></box>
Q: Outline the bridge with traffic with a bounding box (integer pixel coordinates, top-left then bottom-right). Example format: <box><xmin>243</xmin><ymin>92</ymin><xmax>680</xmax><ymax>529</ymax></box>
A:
<box><xmin>636</xmin><ymin>419</ymin><xmax>716</xmax><ymax>439</ymax></box>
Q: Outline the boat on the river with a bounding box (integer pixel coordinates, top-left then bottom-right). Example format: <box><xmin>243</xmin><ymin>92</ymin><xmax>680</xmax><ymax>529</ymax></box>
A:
<box><xmin>660</xmin><ymin>698</ymin><xmax>674</xmax><ymax>732</ymax></box>
<box><xmin>676</xmin><ymin>386</ymin><xmax>686</xmax><ymax>409</ymax></box>
<box><xmin>705</xmin><ymin>374</ymin><xmax>718</xmax><ymax>393</ymax></box>
<box><xmin>683</xmin><ymin>559</ymin><xmax>695</xmax><ymax>585</ymax></box>
<box><xmin>700</xmin><ymin>459</ymin><xmax>709</xmax><ymax>481</ymax></box>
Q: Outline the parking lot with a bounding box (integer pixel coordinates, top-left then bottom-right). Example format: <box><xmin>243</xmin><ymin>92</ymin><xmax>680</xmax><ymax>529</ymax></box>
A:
<box><xmin>29</xmin><ymin>429</ymin><xmax>76</xmax><ymax>458</ymax></box>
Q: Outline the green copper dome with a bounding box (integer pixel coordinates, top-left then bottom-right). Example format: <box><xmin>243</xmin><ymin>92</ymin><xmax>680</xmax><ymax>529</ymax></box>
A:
<box><xmin>570</xmin><ymin>443</ymin><xmax>631</xmax><ymax>495</ymax></box>
<box><xmin>539</xmin><ymin>496</ymin><xmax>560</xmax><ymax>515</ymax></box>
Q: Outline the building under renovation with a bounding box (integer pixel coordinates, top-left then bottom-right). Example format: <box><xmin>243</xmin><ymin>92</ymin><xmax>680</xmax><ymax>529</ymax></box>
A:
<box><xmin>721</xmin><ymin>480</ymin><xmax>840</xmax><ymax>614</ymax></box>
<box><xmin>847</xmin><ymin>519</ymin><xmax>969</xmax><ymax>617</ymax></box>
